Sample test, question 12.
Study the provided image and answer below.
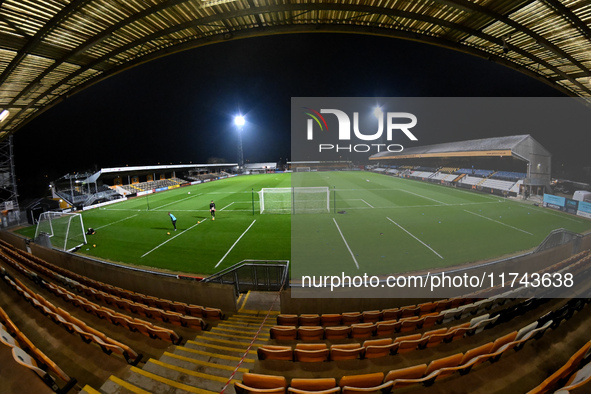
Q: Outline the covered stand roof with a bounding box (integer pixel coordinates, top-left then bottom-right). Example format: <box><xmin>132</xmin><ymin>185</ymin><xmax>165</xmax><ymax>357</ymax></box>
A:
<box><xmin>369</xmin><ymin>134</ymin><xmax>552</xmax><ymax>186</ymax></box>
<box><xmin>1</xmin><ymin>1</ymin><xmax>591</xmax><ymax>141</ymax></box>
<box><xmin>369</xmin><ymin>134</ymin><xmax>537</xmax><ymax>160</ymax></box>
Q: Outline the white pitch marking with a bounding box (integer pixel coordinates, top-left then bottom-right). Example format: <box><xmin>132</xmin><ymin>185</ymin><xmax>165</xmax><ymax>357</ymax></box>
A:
<box><xmin>397</xmin><ymin>188</ymin><xmax>449</xmax><ymax>205</ymax></box>
<box><xmin>215</xmin><ymin>220</ymin><xmax>257</xmax><ymax>268</ymax></box>
<box><xmin>220</xmin><ymin>202</ymin><xmax>235</xmax><ymax>211</ymax></box>
<box><xmin>333</xmin><ymin>218</ymin><xmax>360</xmax><ymax>269</ymax></box>
<box><xmin>463</xmin><ymin>209</ymin><xmax>534</xmax><ymax>235</ymax></box>
<box><xmin>95</xmin><ymin>214</ymin><xmax>138</xmax><ymax>230</ymax></box>
<box><xmin>386</xmin><ymin>217</ymin><xmax>444</xmax><ymax>259</ymax></box>
<box><xmin>141</xmin><ymin>219</ymin><xmax>206</xmax><ymax>258</ymax></box>
<box><xmin>360</xmin><ymin>199</ymin><xmax>374</xmax><ymax>208</ymax></box>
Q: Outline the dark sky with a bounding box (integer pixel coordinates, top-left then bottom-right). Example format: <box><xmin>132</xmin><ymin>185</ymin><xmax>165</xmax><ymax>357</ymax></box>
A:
<box><xmin>14</xmin><ymin>32</ymin><xmax>582</xmax><ymax>200</ymax></box>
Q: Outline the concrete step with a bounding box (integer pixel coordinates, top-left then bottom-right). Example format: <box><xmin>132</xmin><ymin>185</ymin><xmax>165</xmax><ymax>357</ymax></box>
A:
<box><xmin>184</xmin><ymin>339</ymin><xmax>258</xmax><ymax>356</ymax></box>
<box><xmin>212</xmin><ymin>325</ymin><xmax>270</xmax><ymax>338</ymax></box>
<box><xmin>123</xmin><ymin>365</ymin><xmax>218</xmax><ymax>394</ymax></box>
<box><xmin>172</xmin><ymin>345</ymin><xmax>256</xmax><ymax>367</ymax></box>
<box><xmin>159</xmin><ymin>351</ymin><xmax>247</xmax><ymax>380</ymax></box>
<box><xmin>200</xmin><ymin>330</ymin><xmax>269</xmax><ymax>343</ymax></box>
<box><xmin>79</xmin><ymin>385</ymin><xmax>106</xmax><ymax>394</ymax></box>
<box><xmin>99</xmin><ymin>374</ymin><xmax>152</xmax><ymax>394</ymax></box>
<box><xmin>190</xmin><ymin>335</ymin><xmax>263</xmax><ymax>349</ymax></box>
<box><xmin>143</xmin><ymin>358</ymin><xmax>238</xmax><ymax>392</ymax></box>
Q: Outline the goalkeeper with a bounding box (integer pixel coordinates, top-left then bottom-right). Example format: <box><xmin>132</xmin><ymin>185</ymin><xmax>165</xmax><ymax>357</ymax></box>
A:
<box><xmin>209</xmin><ymin>200</ymin><xmax>216</xmax><ymax>221</ymax></box>
<box><xmin>168</xmin><ymin>212</ymin><xmax>177</xmax><ymax>230</ymax></box>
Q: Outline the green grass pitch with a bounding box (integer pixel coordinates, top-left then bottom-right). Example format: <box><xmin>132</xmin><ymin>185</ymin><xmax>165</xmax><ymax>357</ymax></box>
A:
<box><xmin>15</xmin><ymin>172</ymin><xmax>591</xmax><ymax>277</ymax></box>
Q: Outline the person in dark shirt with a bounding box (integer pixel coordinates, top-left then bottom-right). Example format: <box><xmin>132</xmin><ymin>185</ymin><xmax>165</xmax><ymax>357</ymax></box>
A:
<box><xmin>209</xmin><ymin>200</ymin><xmax>216</xmax><ymax>221</ymax></box>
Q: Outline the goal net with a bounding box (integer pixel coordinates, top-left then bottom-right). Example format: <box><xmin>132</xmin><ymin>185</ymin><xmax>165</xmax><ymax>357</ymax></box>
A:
<box><xmin>259</xmin><ymin>187</ymin><xmax>330</xmax><ymax>214</ymax></box>
<box><xmin>34</xmin><ymin>211</ymin><xmax>87</xmax><ymax>252</ymax></box>
<box><xmin>295</xmin><ymin>167</ymin><xmax>311</xmax><ymax>172</ymax></box>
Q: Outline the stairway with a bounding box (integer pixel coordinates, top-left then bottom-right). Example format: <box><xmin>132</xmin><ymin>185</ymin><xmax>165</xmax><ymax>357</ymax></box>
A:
<box><xmin>93</xmin><ymin>309</ymin><xmax>278</xmax><ymax>394</ymax></box>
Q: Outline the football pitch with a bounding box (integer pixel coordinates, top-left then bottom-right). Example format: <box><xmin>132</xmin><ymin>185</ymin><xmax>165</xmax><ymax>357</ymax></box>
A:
<box><xmin>15</xmin><ymin>172</ymin><xmax>591</xmax><ymax>277</ymax></box>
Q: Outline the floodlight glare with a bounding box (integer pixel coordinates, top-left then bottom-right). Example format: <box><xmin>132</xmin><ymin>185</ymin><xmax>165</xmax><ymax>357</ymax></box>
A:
<box><xmin>234</xmin><ymin>115</ymin><xmax>245</xmax><ymax>126</ymax></box>
<box><xmin>373</xmin><ymin>106</ymin><xmax>383</xmax><ymax>119</ymax></box>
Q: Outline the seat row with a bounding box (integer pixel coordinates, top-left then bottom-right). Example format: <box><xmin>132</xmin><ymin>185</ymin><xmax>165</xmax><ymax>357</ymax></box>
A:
<box><xmin>0</xmin><ymin>241</ymin><xmax>224</xmax><ymax>320</ymax></box>
<box><xmin>276</xmin><ymin>297</ymin><xmax>480</xmax><ymax>326</ymax></box>
<box><xmin>0</xmin><ymin>306</ymin><xmax>77</xmax><ymax>394</ymax></box>
<box><xmin>1</xmin><ymin>267</ymin><xmax>142</xmax><ymax>365</ymax></box>
<box><xmin>239</xmin><ymin>319</ymin><xmax>555</xmax><ymax>394</ymax></box>
<box><xmin>270</xmin><ymin>311</ymin><xmax>499</xmax><ymax>342</ymax></box>
<box><xmin>1</xmin><ymin>246</ymin><xmax>186</xmax><ymax>344</ymax></box>
<box><xmin>49</xmin><ymin>280</ymin><xmax>206</xmax><ymax>330</ymax></box>
<box><xmin>43</xmin><ymin>281</ymin><xmax>185</xmax><ymax>344</ymax></box>
<box><xmin>262</xmin><ymin>314</ymin><xmax>503</xmax><ymax>362</ymax></box>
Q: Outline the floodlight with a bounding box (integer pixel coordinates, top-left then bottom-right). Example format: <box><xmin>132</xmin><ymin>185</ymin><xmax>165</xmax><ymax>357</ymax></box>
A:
<box><xmin>373</xmin><ymin>106</ymin><xmax>383</xmax><ymax>119</ymax></box>
<box><xmin>234</xmin><ymin>115</ymin><xmax>245</xmax><ymax>126</ymax></box>
<box><xmin>0</xmin><ymin>109</ymin><xmax>9</xmax><ymax>123</ymax></box>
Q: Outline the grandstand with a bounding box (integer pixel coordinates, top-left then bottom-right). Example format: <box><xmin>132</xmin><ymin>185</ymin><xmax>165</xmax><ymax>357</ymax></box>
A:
<box><xmin>370</xmin><ymin>135</ymin><xmax>550</xmax><ymax>198</ymax></box>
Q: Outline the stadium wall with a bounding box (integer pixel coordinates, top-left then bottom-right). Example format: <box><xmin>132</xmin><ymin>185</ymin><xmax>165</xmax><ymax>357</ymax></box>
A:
<box><xmin>0</xmin><ymin>231</ymin><xmax>237</xmax><ymax>311</ymax></box>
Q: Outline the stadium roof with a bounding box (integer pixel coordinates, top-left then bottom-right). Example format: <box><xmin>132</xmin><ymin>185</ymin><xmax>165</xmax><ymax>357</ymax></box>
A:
<box><xmin>369</xmin><ymin>134</ymin><xmax>549</xmax><ymax>160</ymax></box>
<box><xmin>1</xmin><ymin>1</ymin><xmax>591</xmax><ymax>141</ymax></box>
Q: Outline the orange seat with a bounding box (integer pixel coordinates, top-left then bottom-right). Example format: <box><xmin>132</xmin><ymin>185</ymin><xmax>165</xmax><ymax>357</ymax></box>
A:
<box><xmin>270</xmin><ymin>326</ymin><xmax>298</xmax><ymax>341</ymax></box>
<box><xmin>257</xmin><ymin>345</ymin><xmax>294</xmax><ymax>361</ymax></box>
<box><xmin>321</xmin><ymin>314</ymin><xmax>342</xmax><ymax>327</ymax></box>
<box><xmin>289</xmin><ymin>378</ymin><xmax>339</xmax><ymax>394</ymax></box>
<box><xmin>382</xmin><ymin>308</ymin><xmax>401</xmax><ymax>321</ymax></box>
<box><xmin>425</xmin><ymin>353</ymin><xmax>464</xmax><ymax>382</ymax></box>
<box><xmin>324</xmin><ymin>326</ymin><xmax>351</xmax><ymax>340</ymax></box>
<box><xmin>350</xmin><ymin>323</ymin><xmax>375</xmax><ymax>339</ymax></box>
<box><xmin>375</xmin><ymin>320</ymin><xmax>400</xmax><ymax>337</ymax></box>
<box><xmin>298</xmin><ymin>326</ymin><xmax>324</xmax><ymax>341</ymax></box>
<box><xmin>299</xmin><ymin>314</ymin><xmax>321</xmax><ymax>326</ymax></box>
<box><xmin>339</xmin><ymin>372</ymin><xmax>387</xmax><ymax>394</ymax></box>
<box><xmin>235</xmin><ymin>373</ymin><xmax>287</xmax><ymax>394</ymax></box>
<box><xmin>363</xmin><ymin>338</ymin><xmax>397</xmax><ymax>359</ymax></box>
<box><xmin>361</xmin><ymin>310</ymin><xmax>382</xmax><ymax>323</ymax></box>
<box><xmin>399</xmin><ymin>316</ymin><xmax>424</xmax><ymax>332</ymax></box>
<box><xmin>330</xmin><ymin>344</ymin><xmax>364</xmax><ymax>361</ymax></box>
<box><xmin>341</xmin><ymin>312</ymin><xmax>362</xmax><ymax>325</ymax></box>
<box><xmin>385</xmin><ymin>363</ymin><xmax>427</xmax><ymax>382</ymax></box>
<box><xmin>294</xmin><ymin>343</ymin><xmax>329</xmax><ymax>363</ymax></box>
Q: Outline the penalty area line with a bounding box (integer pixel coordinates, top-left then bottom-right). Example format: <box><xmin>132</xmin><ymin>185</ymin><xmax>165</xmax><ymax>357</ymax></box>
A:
<box><xmin>95</xmin><ymin>214</ymin><xmax>138</xmax><ymax>230</ymax></box>
<box><xmin>463</xmin><ymin>209</ymin><xmax>534</xmax><ymax>235</ymax></box>
<box><xmin>386</xmin><ymin>217</ymin><xmax>444</xmax><ymax>259</ymax></box>
<box><xmin>333</xmin><ymin>218</ymin><xmax>360</xmax><ymax>270</ymax></box>
<box><xmin>141</xmin><ymin>219</ymin><xmax>207</xmax><ymax>258</ymax></box>
<box><xmin>215</xmin><ymin>220</ymin><xmax>257</xmax><ymax>268</ymax></box>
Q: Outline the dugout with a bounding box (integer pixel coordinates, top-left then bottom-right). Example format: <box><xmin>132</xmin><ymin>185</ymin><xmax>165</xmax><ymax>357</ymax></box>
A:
<box><xmin>369</xmin><ymin>135</ymin><xmax>552</xmax><ymax>196</ymax></box>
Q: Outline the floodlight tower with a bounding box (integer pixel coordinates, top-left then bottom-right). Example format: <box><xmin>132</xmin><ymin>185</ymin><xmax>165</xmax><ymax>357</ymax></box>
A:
<box><xmin>234</xmin><ymin>115</ymin><xmax>245</xmax><ymax>171</ymax></box>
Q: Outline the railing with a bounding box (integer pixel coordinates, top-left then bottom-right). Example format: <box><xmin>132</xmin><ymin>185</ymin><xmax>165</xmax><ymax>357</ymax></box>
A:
<box><xmin>534</xmin><ymin>228</ymin><xmax>582</xmax><ymax>253</ymax></box>
<box><xmin>202</xmin><ymin>259</ymin><xmax>289</xmax><ymax>296</ymax></box>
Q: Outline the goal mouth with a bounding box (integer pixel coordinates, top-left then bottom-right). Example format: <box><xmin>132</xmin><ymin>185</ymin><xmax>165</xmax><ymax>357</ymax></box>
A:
<box><xmin>34</xmin><ymin>211</ymin><xmax>87</xmax><ymax>252</ymax></box>
<box><xmin>259</xmin><ymin>187</ymin><xmax>330</xmax><ymax>214</ymax></box>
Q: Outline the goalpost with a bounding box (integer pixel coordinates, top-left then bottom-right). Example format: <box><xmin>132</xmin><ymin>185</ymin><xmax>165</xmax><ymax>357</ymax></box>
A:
<box><xmin>34</xmin><ymin>211</ymin><xmax>87</xmax><ymax>252</ymax></box>
<box><xmin>259</xmin><ymin>187</ymin><xmax>330</xmax><ymax>214</ymax></box>
<box><xmin>295</xmin><ymin>167</ymin><xmax>311</xmax><ymax>172</ymax></box>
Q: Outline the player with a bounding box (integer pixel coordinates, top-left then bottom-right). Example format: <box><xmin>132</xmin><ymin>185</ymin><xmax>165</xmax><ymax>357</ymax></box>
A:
<box><xmin>168</xmin><ymin>212</ymin><xmax>177</xmax><ymax>230</ymax></box>
<box><xmin>209</xmin><ymin>200</ymin><xmax>216</xmax><ymax>221</ymax></box>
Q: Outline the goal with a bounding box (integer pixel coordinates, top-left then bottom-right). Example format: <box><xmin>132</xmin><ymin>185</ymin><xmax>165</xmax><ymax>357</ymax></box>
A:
<box><xmin>259</xmin><ymin>187</ymin><xmax>330</xmax><ymax>214</ymax></box>
<box><xmin>34</xmin><ymin>211</ymin><xmax>87</xmax><ymax>252</ymax></box>
<box><xmin>295</xmin><ymin>167</ymin><xmax>311</xmax><ymax>172</ymax></box>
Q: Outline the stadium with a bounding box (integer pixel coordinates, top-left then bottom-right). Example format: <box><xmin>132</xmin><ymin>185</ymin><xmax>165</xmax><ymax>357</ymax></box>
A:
<box><xmin>2</xmin><ymin>2</ymin><xmax>591</xmax><ymax>394</ymax></box>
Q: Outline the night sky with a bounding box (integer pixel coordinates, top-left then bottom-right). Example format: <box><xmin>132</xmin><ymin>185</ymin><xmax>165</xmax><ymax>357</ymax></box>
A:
<box><xmin>14</xmin><ymin>32</ymin><xmax>582</xmax><ymax>200</ymax></box>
